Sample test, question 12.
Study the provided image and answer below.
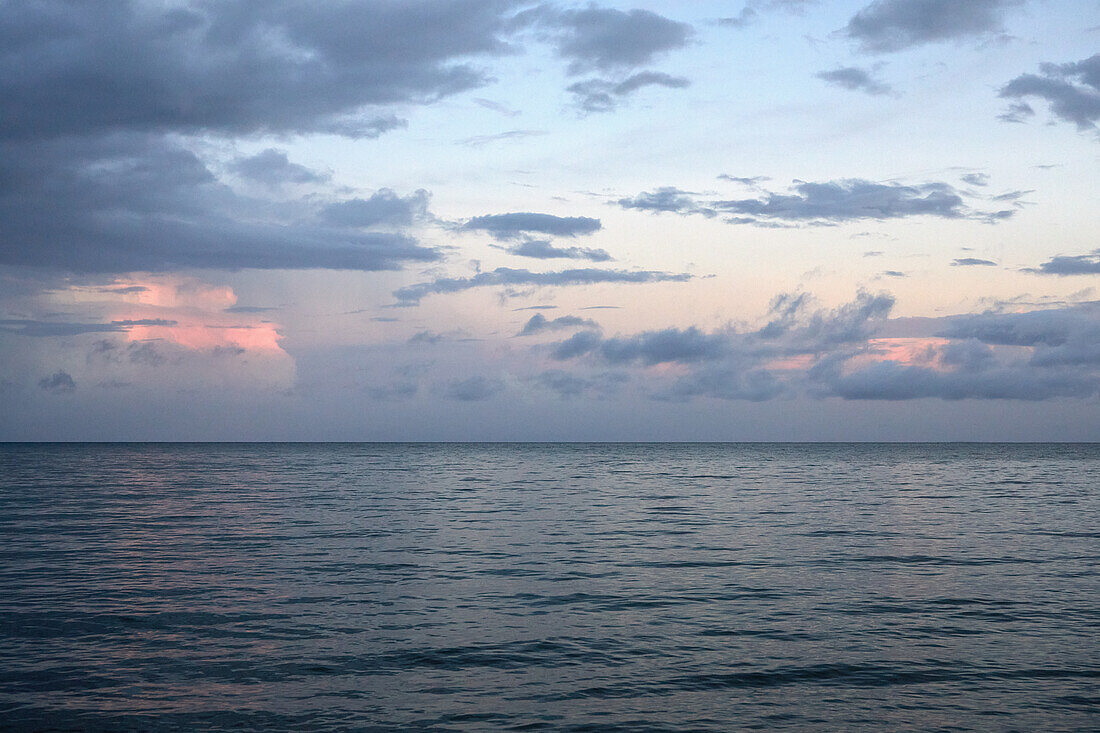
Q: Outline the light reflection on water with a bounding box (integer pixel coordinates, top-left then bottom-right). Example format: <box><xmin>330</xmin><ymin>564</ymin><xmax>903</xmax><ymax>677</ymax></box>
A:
<box><xmin>1</xmin><ymin>443</ymin><xmax>1097</xmax><ymax>731</ymax></box>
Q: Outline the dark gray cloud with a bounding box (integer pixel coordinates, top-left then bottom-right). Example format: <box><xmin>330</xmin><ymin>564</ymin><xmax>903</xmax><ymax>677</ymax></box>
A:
<box><xmin>1000</xmin><ymin>54</ymin><xmax>1100</xmax><ymax>132</ymax></box>
<box><xmin>567</xmin><ymin>71</ymin><xmax>690</xmax><ymax>112</ymax></box>
<box><xmin>100</xmin><ymin>285</ymin><xmax>149</xmax><ymax>295</ymax></box>
<box><xmin>811</xmin><ymin>302</ymin><xmax>1100</xmax><ymax>399</ymax></box>
<box><xmin>225</xmin><ymin>306</ymin><xmax>278</xmax><ymax>314</ymax></box>
<box><xmin>0</xmin><ymin>135</ymin><xmax>440</xmax><ymax>272</ymax></box>
<box><xmin>230</xmin><ymin>149</ymin><xmax>329</xmax><ymax>187</ymax></box>
<box><xmin>504</xmin><ymin>239</ymin><xmax>611</xmax><ymax>262</ymax></box>
<box><xmin>463</xmin><ymin>212</ymin><xmax>602</xmax><ymax>239</ymax></box>
<box><xmin>618</xmin><ymin>187</ymin><xmax>701</xmax><ymax>214</ymax></box>
<box><xmin>87</xmin><ymin>339</ymin><xmax>166</xmax><ymax>366</ymax></box>
<box><xmin>533</xmin><ymin>369</ymin><xmax>627</xmax><ymax>399</ymax></box>
<box><xmin>818</xmin><ymin>361</ymin><xmax>1098</xmax><ymax>400</ymax></box>
<box><xmin>952</xmin><ymin>258</ymin><xmax>998</xmax><ymax>267</ymax></box>
<box><xmin>1</xmin><ymin>320</ymin><xmax>126</xmax><ymax>338</ymax></box>
<box><xmin>541</xmin><ymin>296</ymin><xmax>1100</xmax><ymax>403</ymax></box>
<box><xmin>543</xmin><ymin>291</ymin><xmax>901</xmax><ymax>401</ymax></box>
<box><xmin>321</xmin><ymin>189</ymin><xmax>430</xmax><ymax>229</ymax></box>
<box><xmin>717</xmin><ymin>174</ymin><xmax>770</xmax><ymax>186</ymax></box>
<box><xmin>658</xmin><ymin>367</ymin><xmax>783</xmax><ymax>402</ymax></box>
<box><xmin>620</xmin><ymin>179</ymin><xmax>1005</xmax><ymax>225</ymax></box>
<box><xmin>816</xmin><ymin>67</ymin><xmax>892</xmax><ymax>96</ymax></box>
<box><xmin>718</xmin><ymin>0</ymin><xmax>816</xmax><ymax>29</ymax></box>
<box><xmin>999</xmin><ymin>101</ymin><xmax>1035</xmax><ymax>123</ymax></box>
<box><xmin>38</xmin><ymin>370</ymin><xmax>76</xmax><ymax>393</ymax></box>
<box><xmin>551</xmin><ymin>327</ymin><xmax>729</xmax><ymax>365</ymax></box>
<box><xmin>444</xmin><ymin>375</ymin><xmax>505</xmax><ymax>401</ymax></box>
<box><xmin>960</xmin><ymin>173</ymin><xmax>990</xmax><ymax>187</ymax></box>
<box><xmin>756</xmin><ymin>292</ymin><xmax>813</xmax><ymax>339</ymax></box>
<box><xmin>0</xmin><ymin>0</ymin><xmax>519</xmax><ymax>141</ymax></box>
<box><xmin>518</xmin><ymin>5</ymin><xmax>693</xmax><ymax>73</ymax></box>
<box><xmin>1031</xmin><ymin>250</ymin><xmax>1100</xmax><ymax>275</ymax></box>
<box><xmin>393</xmin><ymin>267</ymin><xmax>692</xmax><ymax>305</ymax></box>
<box><xmin>408</xmin><ymin>331</ymin><xmax>446</xmax><ymax>345</ymax></box>
<box><xmin>518</xmin><ymin>313</ymin><xmax>598</xmax><ymax>336</ymax></box>
<box><xmin>938</xmin><ymin>308</ymin><xmax>1086</xmax><ymax>347</ymax></box>
<box><xmin>717</xmin><ymin>8</ymin><xmax>758</xmax><ymax>28</ymax></box>
<box><xmin>844</xmin><ymin>0</ymin><xmax>1022</xmax><ymax>53</ymax></box>
<box><xmin>0</xmin><ymin>1</ymin><xmax>530</xmax><ymax>274</ymax></box>
<box><xmin>0</xmin><ymin>317</ymin><xmax>175</xmax><ymax>337</ymax></box>
<box><xmin>127</xmin><ymin>341</ymin><xmax>165</xmax><ymax>367</ymax></box>
<box><xmin>788</xmin><ymin>291</ymin><xmax>896</xmax><ymax>349</ymax></box>
<box><xmin>717</xmin><ymin>180</ymin><xmax>972</xmax><ymax>222</ymax></box>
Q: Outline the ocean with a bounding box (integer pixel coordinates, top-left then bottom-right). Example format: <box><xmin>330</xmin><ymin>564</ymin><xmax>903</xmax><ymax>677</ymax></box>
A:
<box><xmin>1</xmin><ymin>443</ymin><xmax>1097</xmax><ymax>731</ymax></box>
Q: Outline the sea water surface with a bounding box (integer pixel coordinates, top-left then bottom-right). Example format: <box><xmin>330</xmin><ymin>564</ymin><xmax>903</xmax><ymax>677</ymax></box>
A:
<box><xmin>0</xmin><ymin>443</ymin><xmax>1097</xmax><ymax>731</ymax></box>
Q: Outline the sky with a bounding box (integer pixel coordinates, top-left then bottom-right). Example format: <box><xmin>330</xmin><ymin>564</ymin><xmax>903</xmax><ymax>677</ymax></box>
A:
<box><xmin>1</xmin><ymin>0</ymin><xmax>1099</xmax><ymax>441</ymax></box>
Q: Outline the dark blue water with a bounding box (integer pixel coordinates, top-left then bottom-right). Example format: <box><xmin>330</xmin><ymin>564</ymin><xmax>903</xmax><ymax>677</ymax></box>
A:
<box><xmin>1</xmin><ymin>443</ymin><xmax>1097</xmax><ymax>731</ymax></box>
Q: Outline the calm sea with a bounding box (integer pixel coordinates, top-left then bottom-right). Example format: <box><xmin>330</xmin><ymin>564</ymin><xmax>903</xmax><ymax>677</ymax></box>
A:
<box><xmin>0</xmin><ymin>443</ymin><xmax>1097</xmax><ymax>731</ymax></box>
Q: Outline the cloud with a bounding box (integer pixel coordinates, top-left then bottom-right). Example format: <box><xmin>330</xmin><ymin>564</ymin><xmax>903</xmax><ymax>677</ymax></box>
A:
<box><xmin>1031</xmin><ymin>250</ymin><xmax>1100</xmax><ymax>275</ymax></box>
<box><xmin>444</xmin><ymin>375</ymin><xmax>505</xmax><ymax>401</ymax></box>
<box><xmin>503</xmin><ymin>239</ymin><xmax>611</xmax><ymax>262</ymax></box>
<box><xmin>393</xmin><ymin>267</ymin><xmax>692</xmax><ymax>305</ymax></box>
<box><xmin>230</xmin><ymin>149</ymin><xmax>329</xmax><ymax>187</ymax></box>
<box><xmin>0</xmin><ymin>1</ymin><xmax>534</xmax><ymax>274</ymax></box>
<box><xmin>0</xmin><ymin>320</ymin><xmax>127</xmax><ymax>338</ymax></box>
<box><xmin>816</xmin><ymin>67</ymin><xmax>892</xmax><ymax>96</ymax></box>
<box><xmin>551</xmin><ymin>327</ymin><xmax>729</xmax><ymax>365</ymax></box>
<box><xmin>960</xmin><ymin>173</ymin><xmax>990</xmax><ymax>187</ymax></box>
<box><xmin>844</xmin><ymin>0</ymin><xmax>1022</xmax><ymax>53</ymax></box>
<box><xmin>542</xmin><ymin>291</ymin><xmax>896</xmax><ymax>400</ymax></box>
<box><xmin>618</xmin><ymin>187</ymin><xmax>701</xmax><ymax>214</ymax></box>
<box><xmin>717</xmin><ymin>0</ymin><xmax>817</xmax><ymax>28</ymax></box>
<box><xmin>818</xmin><ymin>361</ymin><xmax>1099</xmax><ymax>400</ymax></box>
<box><xmin>472</xmin><ymin>98</ymin><xmax>522</xmax><ymax>117</ymax></box>
<box><xmin>533</xmin><ymin>369</ymin><xmax>627</xmax><ymax>399</ymax></box>
<box><xmin>127</xmin><ymin>342</ymin><xmax>165</xmax><ymax>367</ymax></box>
<box><xmin>539</xmin><ymin>295</ymin><xmax>1100</xmax><ymax>403</ymax></box>
<box><xmin>717</xmin><ymin>175</ymin><xmax>770</xmax><ymax>186</ymax></box>
<box><xmin>717</xmin><ymin>180</ymin><xmax>972</xmax><ymax>222</ymax></box>
<box><xmin>1000</xmin><ymin>54</ymin><xmax>1100</xmax><ymax>133</ymax></box>
<box><xmin>657</xmin><ymin>367</ymin><xmax>783</xmax><ymax>402</ymax></box>
<box><xmin>717</xmin><ymin>8</ymin><xmax>758</xmax><ymax>29</ymax></box>
<box><xmin>459</xmin><ymin>130</ymin><xmax>547</xmax><ymax>147</ymax></box>
<box><xmin>225</xmin><ymin>306</ymin><xmax>278</xmax><ymax>314</ymax></box>
<box><xmin>369</xmin><ymin>380</ymin><xmax>420</xmax><ymax>401</ymax></box>
<box><xmin>512</xmin><ymin>5</ymin><xmax>693</xmax><ymax>112</ymax></box>
<box><xmin>999</xmin><ymin>101</ymin><xmax>1035</xmax><ymax>124</ymax></box>
<box><xmin>38</xmin><ymin>370</ymin><xmax>76</xmax><ymax>393</ymax></box>
<box><xmin>0</xmin><ymin>317</ymin><xmax>175</xmax><ymax>337</ymax></box>
<box><xmin>952</xmin><ymin>258</ymin><xmax>998</xmax><ymax>266</ymax></box>
<box><xmin>321</xmin><ymin>189</ymin><xmax>430</xmax><ymax>228</ymax></box>
<box><xmin>0</xmin><ymin>134</ymin><xmax>441</xmax><ymax>272</ymax></box>
<box><xmin>518</xmin><ymin>5</ymin><xmax>693</xmax><ymax>74</ymax></box>
<box><xmin>463</xmin><ymin>212</ymin><xmax>602</xmax><ymax>239</ymax></box>
<box><xmin>567</xmin><ymin>71</ymin><xmax>690</xmax><ymax>112</ymax></box>
<box><xmin>517</xmin><ymin>313</ymin><xmax>598</xmax><ymax>336</ymax></box>
<box><xmin>408</xmin><ymin>331</ymin><xmax>447</xmax><ymax>345</ymax></box>
<box><xmin>937</xmin><ymin>308</ymin><xmax>1085</xmax><ymax>347</ymax></box>
<box><xmin>0</xmin><ymin>1</ymin><xmax>519</xmax><ymax>141</ymax></box>
<box><xmin>620</xmin><ymin>179</ymin><xmax>1006</xmax><ymax>225</ymax></box>
<box><xmin>88</xmin><ymin>339</ymin><xmax>166</xmax><ymax>367</ymax></box>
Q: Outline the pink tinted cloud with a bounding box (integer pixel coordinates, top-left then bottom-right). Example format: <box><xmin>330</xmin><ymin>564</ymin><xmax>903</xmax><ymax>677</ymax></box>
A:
<box><xmin>83</xmin><ymin>276</ymin><xmax>286</xmax><ymax>354</ymax></box>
